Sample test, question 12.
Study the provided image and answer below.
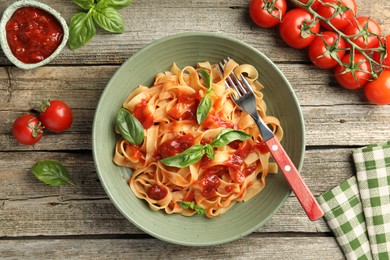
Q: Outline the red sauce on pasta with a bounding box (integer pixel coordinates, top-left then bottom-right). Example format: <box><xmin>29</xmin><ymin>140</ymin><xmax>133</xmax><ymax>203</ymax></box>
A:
<box><xmin>133</xmin><ymin>99</ymin><xmax>154</xmax><ymax>129</ymax></box>
<box><xmin>147</xmin><ymin>184</ymin><xmax>167</xmax><ymax>200</ymax></box>
<box><xmin>156</xmin><ymin>133</ymin><xmax>195</xmax><ymax>159</ymax></box>
<box><xmin>254</xmin><ymin>140</ymin><xmax>269</xmax><ymax>154</ymax></box>
<box><xmin>202</xmin><ymin>111</ymin><xmax>235</xmax><ymax>129</ymax></box>
<box><xmin>167</xmin><ymin>93</ymin><xmax>199</xmax><ymax>120</ymax></box>
<box><xmin>5</xmin><ymin>7</ymin><xmax>64</xmax><ymax>64</ymax></box>
<box><xmin>200</xmin><ymin>174</ymin><xmax>220</xmax><ymax>198</ymax></box>
<box><xmin>125</xmin><ymin>143</ymin><xmax>142</xmax><ymax>161</ymax></box>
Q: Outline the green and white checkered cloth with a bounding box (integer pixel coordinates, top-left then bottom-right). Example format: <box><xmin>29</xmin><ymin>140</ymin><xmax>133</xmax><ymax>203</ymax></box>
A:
<box><xmin>318</xmin><ymin>141</ymin><xmax>390</xmax><ymax>260</ymax></box>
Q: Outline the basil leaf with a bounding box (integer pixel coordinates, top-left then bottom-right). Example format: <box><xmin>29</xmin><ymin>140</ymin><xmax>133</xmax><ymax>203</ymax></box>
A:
<box><xmin>72</xmin><ymin>0</ymin><xmax>94</xmax><ymax>10</ymax></box>
<box><xmin>194</xmin><ymin>205</ymin><xmax>206</xmax><ymax>215</ymax></box>
<box><xmin>197</xmin><ymin>68</ymin><xmax>212</xmax><ymax>89</ymax></box>
<box><xmin>177</xmin><ymin>201</ymin><xmax>206</xmax><ymax>215</ymax></box>
<box><xmin>92</xmin><ymin>7</ymin><xmax>124</xmax><ymax>33</ymax></box>
<box><xmin>160</xmin><ymin>144</ymin><xmax>205</xmax><ymax>168</ymax></box>
<box><xmin>196</xmin><ymin>95</ymin><xmax>212</xmax><ymax>124</ymax></box>
<box><xmin>96</xmin><ymin>0</ymin><xmax>132</xmax><ymax>9</ymax></box>
<box><xmin>203</xmin><ymin>144</ymin><xmax>215</xmax><ymax>160</ymax></box>
<box><xmin>69</xmin><ymin>12</ymin><xmax>96</xmax><ymax>50</ymax></box>
<box><xmin>177</xmin><ymin>201</ymin><xmax>193</xmax><ymax>210</ymax></box>
<box><xmin>32</xmin><ymin>160</ymin><xmax>76</xmax><ymax>187</ymax></box>
<box><xmin>116</xmin><ymin>108</ymin><xmax>144</xmax><ymax>145</ymax></box>
<box><xmin>210</xmin><ymin>128</ymin><xmax>252</xmax><ymax>148</ymax></box>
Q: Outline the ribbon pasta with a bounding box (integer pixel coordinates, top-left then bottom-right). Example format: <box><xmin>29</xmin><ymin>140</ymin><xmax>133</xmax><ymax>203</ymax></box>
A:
<box><xmin>113</xmin><ymin>59</ymin><xmax>283</xmax><ymax>218</ymax></box>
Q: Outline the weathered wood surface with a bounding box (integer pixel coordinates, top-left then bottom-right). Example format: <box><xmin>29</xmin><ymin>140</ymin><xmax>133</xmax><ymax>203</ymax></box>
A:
<box><xmin>1</xmin><ymin>0</ymin><xmax>390</xmax><ymax>258</ymax></box>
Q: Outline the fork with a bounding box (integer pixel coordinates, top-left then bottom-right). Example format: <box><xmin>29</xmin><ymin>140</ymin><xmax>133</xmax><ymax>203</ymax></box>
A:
<box><xmin>218</xmin><ymin>59</ymin><xmax>324</xmax><ymax>221</ymax></box>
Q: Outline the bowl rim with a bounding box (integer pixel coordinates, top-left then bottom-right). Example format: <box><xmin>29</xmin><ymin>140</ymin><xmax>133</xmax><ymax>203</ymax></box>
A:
<box><xmin>0</xmin><ymin>0</ymin><xmax>69</xmax><ymax>70</ymax></box>
<box><xmin>92</xmin><ymin>31</ymin><xmax>306</xmax><ymax>246</ymax></box>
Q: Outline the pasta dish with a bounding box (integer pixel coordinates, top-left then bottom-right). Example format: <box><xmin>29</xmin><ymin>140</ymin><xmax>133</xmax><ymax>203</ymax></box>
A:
<box><xmin>113</xmin><ymin>59</ymin><xmax>283</xmax><ymax>218</ymax></box>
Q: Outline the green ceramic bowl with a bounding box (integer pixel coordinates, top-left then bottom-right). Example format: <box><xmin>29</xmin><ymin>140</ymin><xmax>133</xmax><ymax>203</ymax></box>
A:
<box><xmin>92</xmin><ymin>32</ymin><xmax>305</xmax><ymax>246</ymax></box>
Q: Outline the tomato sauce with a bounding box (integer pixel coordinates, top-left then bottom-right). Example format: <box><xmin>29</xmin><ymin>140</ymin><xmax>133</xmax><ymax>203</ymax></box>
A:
<box><xmin>5</xmin><ymin>7</ymin><xmax>64</xmax><ymax>64</ymax></box>
<box><xmin>133</xmin><ymin>99</ymin><xmax>154</xmax><ymax>129</ymax></box>
<box><xmin>167</xmin><ymin>93</ymin><xmax>199</xmax><ymax>120</ymax></box>
<box><xmin>147</xmin><ymin>184</ymin><xmax>167</xmax><ymax>200</ymax></box>
<box><xmin>202</xmin><ymin>111</ymin><xmax>235</xmax><ymax>129</ymax></box>
<box><xmin>156</xmin><ymin>133</ymin><xmax>195</xmax><ymax>159</ymax></box>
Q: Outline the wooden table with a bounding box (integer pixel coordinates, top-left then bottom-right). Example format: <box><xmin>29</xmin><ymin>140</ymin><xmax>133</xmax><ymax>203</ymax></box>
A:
<box><xmin>1</xmin><ymin>0</ymin><xmax>389</xmax><ymax>258</ymax></box>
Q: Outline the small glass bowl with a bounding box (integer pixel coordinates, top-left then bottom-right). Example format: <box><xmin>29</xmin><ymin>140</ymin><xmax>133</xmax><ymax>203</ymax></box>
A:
<box><xmin>0</xmin><ymin>0</ymin><xmax>69</xmax><ymax>70</ymax></box>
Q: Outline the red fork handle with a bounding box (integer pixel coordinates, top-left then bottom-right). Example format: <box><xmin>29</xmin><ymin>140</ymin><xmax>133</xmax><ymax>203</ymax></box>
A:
<box><xmin>265</xmin><ymin>136</ymin><xmax>324</xmax><ymax>221</ymax></box>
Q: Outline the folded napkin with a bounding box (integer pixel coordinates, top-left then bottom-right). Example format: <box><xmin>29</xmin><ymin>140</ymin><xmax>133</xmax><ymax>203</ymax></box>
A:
<box><xmin>318</xmin><ymin>141</ymin><xmax>390</xmax><ymax>260</ymax></box>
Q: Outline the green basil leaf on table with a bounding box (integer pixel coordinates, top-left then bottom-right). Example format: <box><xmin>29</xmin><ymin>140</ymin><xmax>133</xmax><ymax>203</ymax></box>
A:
<box><xmin>210</xmin><ymin>128</ymin><xmax>252</xmax><ymax>148</ymax></box>
<box><xmin>160</xmin><ymin>144</ymin><xmax>205</xmax><ymax>168</ymax></box>
<box><xmin>96</xmin><ymin>0</ymin><xmax>133</xmax><ymax>9</ymax></box>
<box><xmin>116</xmin><ymin>108</ymin><xmax>145</xmax><ymax>145</ymax></box>
<box><xmin>32</xmin><ymin>160</ymin><xmax>76</xmax><ymax>187</ymax></box>
<box><xmin>92</xmin><ymin>7</ymin><xmax>124</xmax><ymax>33</ymax></box>
<box><xmin>196</xmin><ymin>95</ymin><xmax>212</xmax><ymax>125</ymax></box>
<box><xmin>72</xmin><ymin>0</ymin><xmax>95</xmax><ymax>10</ymax></box>
<box><xmin>69</xmin><ymin>12</ymin><xmax>96</xmax><ymax>50</ymax></box>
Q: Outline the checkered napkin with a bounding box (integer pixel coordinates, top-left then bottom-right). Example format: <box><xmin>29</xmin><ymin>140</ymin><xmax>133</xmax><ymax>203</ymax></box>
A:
<box><xmin>317</xmin><ymin>141</ymin><xmax>390</xmax><ymax>260</ymax></box>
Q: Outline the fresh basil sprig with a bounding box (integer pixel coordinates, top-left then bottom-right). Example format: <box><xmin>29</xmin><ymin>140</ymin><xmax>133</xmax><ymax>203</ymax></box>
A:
<box><xmin>69</xmin><ymin>0</ymin><xmax>132</xmax><ymax>50</ymax></box>
<box><xmin>210</xmin><ymin>128</ymin><xmax>252</xmax><ymax>148</ymax></box>
<box><xmin>196</xmin><ymin>68</ymin><xmax>214</xmax><ymax>124</ymax></box>
<box><xmin>116</xmin><ymin>107</ymin><xmax>144</xmax><ymax>145</ymax></box>
<box><xmin>160</xmin><ymin>129</ymin><xmax>251</xmax><ymax>168</ymax></box>
<box><xmin>177</xmin><ymin>201</ymin><xmax>206</xmax><ymax>215</ymax></box>
<box><xmin>32</xmin><ymin>160</ymin><xmax>76</xmax><ymax>187</ymax></box>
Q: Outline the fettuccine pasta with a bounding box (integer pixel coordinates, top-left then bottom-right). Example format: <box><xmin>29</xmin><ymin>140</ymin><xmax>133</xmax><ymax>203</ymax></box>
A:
<box><xmin>113</xmin><ymin>59</ymin><xmax>283</xmax><ymax>218</ymax></box>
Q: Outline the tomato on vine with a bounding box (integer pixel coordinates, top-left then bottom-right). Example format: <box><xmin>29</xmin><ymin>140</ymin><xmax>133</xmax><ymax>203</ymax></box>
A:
<box><xmin>13</xmin><ymin>115</ymin><xmax>43</xmax><ymax>145</ymax></box>
<box><xmin>294</xmin><ymin>0</ymin><xmax>320</xmax><ymax>9</ymax></box>
<box><xmin>279</xmin><ymin>8</ymin><xmax>320</xmax><ymax>49</ymax></box>
<box><xmin>364</xmin><ymin>70</ymin><xmax>390</xmax><ymax>105</ymax></box>
<box><xmin>316</xmin><ymin>0</ymin><xmax>356</xmax><ymax>31</ymax></box>
<box><xmin>334</xmin><ymin>53</ymin><xmax>372</xmax><ymax>89</ymax></box>
<box><xmin>343</xmin><ymin>16</ymin><xmax>381</xmax><ymax>50</ymax></box>
<box><xmin>308</xmin><ymin>31</ymin><xmax>346</xmax><ymax>69</ymax></box>
<box><xmin>39</xmin><ymin>100</ymin><xmax>73</xmax><ymax>132</ymax></box>
<box><xmin>373</xmin><ymin>35</ymin><xmax>390</xmax><ymax>68</ymax></box>
<box><xmin>249</xmin><ymin>0</ymin><xmax>287</xmax><ymax>28</ymax></box>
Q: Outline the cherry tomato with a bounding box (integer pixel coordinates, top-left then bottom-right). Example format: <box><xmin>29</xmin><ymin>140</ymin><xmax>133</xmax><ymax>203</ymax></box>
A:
<box><xmin>308</xmin><ymin>31</ymin><xmax>346</xmax><ymax>69</ymax></box>
<box><xmin>316</xmin><ymin>0</ymin><xmax>356</xmax><ymax>31</ymax></box>
<box><xmin>294</xmin><ymin>0</ymin><xmax>320</xmax><ymax>9</ymax></box>
<box><xmin>334</xmin><ymin>53</ymin><xmax>372</xmax><ymax>89</ymax></box>
<box><xmin>279</xmin><ymin>8</ymin><xmax>320</xmax><ymax>49</ymax></box>
<box><xmin>249</xmin><ymin>0</ymin><xmax>287</xmax><ymax>28</ymax></box>
<box><xmin>373</xmin><ymin>35</ymin><xmax>390</xmax><ymax>68</ymax></box>
<box><xmin>13</xmin><ymin>115</ymin><xmax>43</xmax><ymax>145</ymax></box>
<box><xmin>39</xmin><ymin>100</ymin><xmax>73</xmax><ymax>132</ymax></box>
<box><xmin>364</xmin><ymin>70</ymin><xmax>390</xmax><ymax>105</ymax></box>
<box><xmin>343</xmin><ymin>16</ymin><xmax>381</xmax><ymax>50</ymax></box>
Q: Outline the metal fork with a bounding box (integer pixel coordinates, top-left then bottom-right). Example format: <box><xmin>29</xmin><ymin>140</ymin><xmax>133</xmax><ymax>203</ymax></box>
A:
<box><xmin>218</xmin><ymin>59</ymin><xmax>324</xmax><ymax>221</ymax></box>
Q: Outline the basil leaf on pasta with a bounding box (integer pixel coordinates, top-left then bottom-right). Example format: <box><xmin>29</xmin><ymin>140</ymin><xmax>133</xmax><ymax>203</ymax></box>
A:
<box><xmin>197</xmin><ymin>68</ymin><xmax>212</xmax><ymax>89</ymax></box>
<box><xmin>160</xmin><ymin>144</ymin><xmax>205</xmax><ymax>168</ymax></box>
<box><xmin>177</xmin><ymin>201</ymin><xmax>206</xmax><ymax>215</ymax></box>
<box><xmin>211</xmin><ymin>128</ymin><xmax>252</xmax><ymax>148</ymax></box>
<box><xmin>116</xmin><ymin>108</ymin><xmax>144</xmax><ymax>145</ymax></box>
<box><xmin>196</xmin><ymin>95</ymin><xmax>212</xmax><ymax>124</ymax></box>
<box><xmin>203</xmin><ymin>144</ymin><xmax>215</xmax><ymax>160</ymax></box>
